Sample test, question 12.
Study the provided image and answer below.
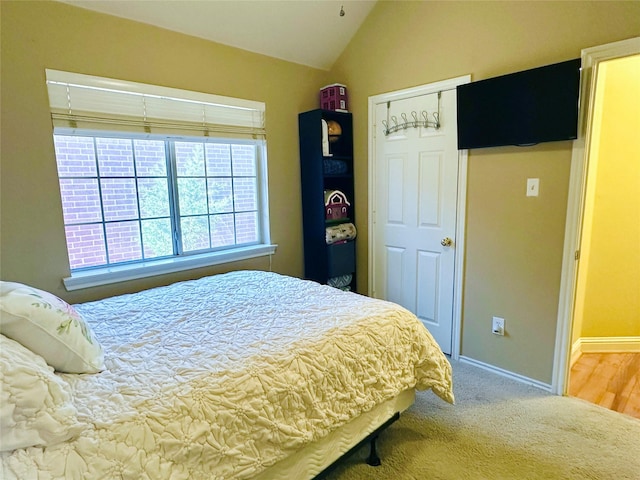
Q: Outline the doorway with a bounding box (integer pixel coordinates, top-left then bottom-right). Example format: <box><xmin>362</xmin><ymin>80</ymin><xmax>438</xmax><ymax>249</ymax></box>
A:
<box><xmin>567</xmin><ymin>53</ymin><xmax>640</xmax><ymax>417</ymax></box>
<box><xmin>553</xmin><ymin>38</ymin><xmax>640</xmax><ymax>405</ymax></box>
<box><xmin>367</xmin><ymin>76</ymin><xmax>469</xmax><ymax>357</ymax></box>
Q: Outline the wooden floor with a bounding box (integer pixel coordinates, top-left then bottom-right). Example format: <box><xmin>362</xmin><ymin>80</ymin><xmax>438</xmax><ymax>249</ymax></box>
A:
<box><xmin>568</xmin><ymin>352</ymin><xmax>640</xmax><ymax>419</ymax></box>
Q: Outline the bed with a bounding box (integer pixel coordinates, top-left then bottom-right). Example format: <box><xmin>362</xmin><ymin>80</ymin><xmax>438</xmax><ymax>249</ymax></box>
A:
<box><xmin>0</xmin><ymin>270</ymin><xmax>453</xmax><ymax>479</ymax></box>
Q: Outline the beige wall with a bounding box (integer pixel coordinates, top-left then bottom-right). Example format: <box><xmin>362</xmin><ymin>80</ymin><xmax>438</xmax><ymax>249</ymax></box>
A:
<box><xmin>579</xmin><ymin>55</ymin><xmax>640</xmax><ymax>339</ymax></box>
<box><xmin>0</xmin><ymin>1</ymin><xmax>329</xmax><ymax>303</ymax></box>
<box><xmin>2</xmin><ymin>1</ymin><xmax>640</xmax><ymax>384</ymax></box>
<box><xmin>331</xmin><ymin>1</ymin><xmax>640</xmax><ymax>383</ymax></box>
<box><xmin>463</xmin><ymin>144</ymin><xmax>571</xmax><ymax>380</ymax></box>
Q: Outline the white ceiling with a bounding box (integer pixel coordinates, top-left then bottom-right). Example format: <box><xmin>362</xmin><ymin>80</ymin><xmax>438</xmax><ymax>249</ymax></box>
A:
<box><xmin>57</xmin><ymin>0</ymin><xmax>377</xmax><ymax>70</ymax></box>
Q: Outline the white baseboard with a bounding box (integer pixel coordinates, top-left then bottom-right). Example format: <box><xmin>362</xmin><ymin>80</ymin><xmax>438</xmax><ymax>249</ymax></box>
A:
<box><xmin>570</xmin><ymin>339</ymin><xmax>583</xmax><ymax>367</ymax></box>
<box><xmin>572</xmin><ymin>336</ymin><xmax>640</xmax><ymax>361</ymax></box>
<box><xmin>458</xmin><ymin>356</ymin><xmax>552</xmax><ymax>392</ymax></box>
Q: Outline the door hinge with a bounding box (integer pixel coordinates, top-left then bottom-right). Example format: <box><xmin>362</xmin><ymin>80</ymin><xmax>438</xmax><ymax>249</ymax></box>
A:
<box><xmin>574</xmin><ymin>250</ymin><xmax>580</xmax><ymax>260</ymax></box>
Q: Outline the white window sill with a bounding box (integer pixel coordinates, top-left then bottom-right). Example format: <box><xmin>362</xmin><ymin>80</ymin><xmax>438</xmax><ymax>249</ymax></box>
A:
<box><xmin>63</xmin><ymin>244</ymin><xmax>277</xmax><ymax>291</ymax></box>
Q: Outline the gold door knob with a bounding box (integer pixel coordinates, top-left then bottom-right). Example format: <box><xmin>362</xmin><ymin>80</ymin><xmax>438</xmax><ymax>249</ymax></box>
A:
<box><xmin>441</xmin><ymin>237</ymin><xmax>453</xmax><ymax>247</ymax></box>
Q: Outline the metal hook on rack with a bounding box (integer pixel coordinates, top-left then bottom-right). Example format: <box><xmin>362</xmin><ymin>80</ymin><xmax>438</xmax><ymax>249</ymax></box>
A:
<box><xmin>432</xmin><ymin>111</ymin><xmax>440</xmax><ymax>129</ymax></box>
<box><xmin>401</xmin><ymin>113</ymin><xmax>409</xmax><ymax>129</ymax></box>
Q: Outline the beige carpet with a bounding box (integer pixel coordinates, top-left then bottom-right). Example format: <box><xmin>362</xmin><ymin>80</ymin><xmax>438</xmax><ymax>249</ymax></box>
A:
<box><xmin>326</xmin><ymin>360</ymin><xmax>640</xmax><ymax>480</ymax></box>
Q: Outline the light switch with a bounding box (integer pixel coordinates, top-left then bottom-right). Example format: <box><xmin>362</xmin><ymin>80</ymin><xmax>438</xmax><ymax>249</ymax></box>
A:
<box><xmin>527</xmin><ymin>178</ymin><xmax>539</xmax><ymax>197</ymax></box>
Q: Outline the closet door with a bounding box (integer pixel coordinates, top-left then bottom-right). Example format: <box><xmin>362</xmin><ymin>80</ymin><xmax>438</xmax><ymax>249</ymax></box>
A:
<box><xmin>372</xmin><ymin>89</ymin><xmax>459</xmax><ymax>354</ymax></box>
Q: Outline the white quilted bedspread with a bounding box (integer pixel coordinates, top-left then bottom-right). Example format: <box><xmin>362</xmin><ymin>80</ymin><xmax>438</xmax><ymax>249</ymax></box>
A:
<box><xmin>2</xmin><ymin>271</ymin><xmax>453</xmax><ymax>479</ymax></box>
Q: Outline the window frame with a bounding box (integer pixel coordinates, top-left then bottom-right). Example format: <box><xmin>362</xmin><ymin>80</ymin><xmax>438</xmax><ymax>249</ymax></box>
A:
<box><xmin>54</xmin><ymin>129</ymin><xmax>275</xmax><ymax>291</ymax></box>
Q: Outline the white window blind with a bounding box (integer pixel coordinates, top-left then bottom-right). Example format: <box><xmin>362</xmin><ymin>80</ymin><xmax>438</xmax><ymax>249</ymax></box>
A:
<box><xmin>45</xmin><ymin>69</ymin><xmax>266</xmax><ymax>139</ymax></box>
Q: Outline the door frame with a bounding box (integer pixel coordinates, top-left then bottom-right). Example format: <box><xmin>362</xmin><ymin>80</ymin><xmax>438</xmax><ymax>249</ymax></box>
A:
<box><xmin>367</xmin><ymin>75</ymin><xmax>470</xmax><ymax>360</ymax></box>
<box><xmin>552</xmin><ymin>37</ymin><xmax>640</xmax><ymax>395</ymax></box>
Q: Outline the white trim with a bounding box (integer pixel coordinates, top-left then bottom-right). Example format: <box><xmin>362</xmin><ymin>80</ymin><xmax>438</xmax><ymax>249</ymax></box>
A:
<box><xmin>570</xmin><ymin>339</ymin><xmax>583</xmax><ymax>367</ymax></box>
<box><xmin>459</xmin><ymin>356</ymin><xmax>553</xmax><ymax>392</ymax></box>
<box><xmin>451</xmin><ymin>149</ymin><xmax>468</xmax><ymax>360</ymax></box>
<box><xmin>369</xmin><ymin>76</ymin><xmax>470</xmax><ymax>103</ymax></box>
<box><xmin>367</xmin><ymin>75</ymin><xmax>470</xmax><ymax>361</ymax></box>
<box><xmin>553</xmin><ymin>36</ymin><xmax>640</xmax><ymax>395</ymax></box>
<box><xmin>574</xmin><ymin>336</ymin><xmax>640</xmax><ymax>354</ymax></box>
<box><xmin>63</xmin><ymin>244</ymin><xmax>277</xmax><ymax>291</ymax></box>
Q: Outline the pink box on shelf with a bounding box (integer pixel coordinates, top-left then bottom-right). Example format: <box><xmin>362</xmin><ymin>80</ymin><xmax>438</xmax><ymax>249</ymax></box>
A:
<box><xmin>320</xmin><ymin>83</ymin><xmax>348</xmax><ymax>112</ymax></box>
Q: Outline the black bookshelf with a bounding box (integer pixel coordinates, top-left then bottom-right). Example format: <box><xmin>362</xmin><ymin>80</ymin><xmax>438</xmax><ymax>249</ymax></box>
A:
<box><xmin>298</xmin><ymin>109</ymin><xmax>356</xmax><ymax>291</ymax></box>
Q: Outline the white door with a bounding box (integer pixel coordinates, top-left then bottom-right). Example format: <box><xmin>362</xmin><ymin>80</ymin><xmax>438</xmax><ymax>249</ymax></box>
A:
<box><xmin>372</xmin><ymin>88</ymin><xmax>460</xmax><ymax>354</ymax></box>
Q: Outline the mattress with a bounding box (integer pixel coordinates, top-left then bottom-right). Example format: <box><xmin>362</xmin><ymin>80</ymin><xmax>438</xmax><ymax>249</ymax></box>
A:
<box><xmin>1</xmin><ymin>271</ymin><xmax>453</xmax><ymax>479</ymax></box>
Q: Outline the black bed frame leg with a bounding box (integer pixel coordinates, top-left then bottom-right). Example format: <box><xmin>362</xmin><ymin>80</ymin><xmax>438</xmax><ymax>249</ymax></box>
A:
<box><xmin>313</xmin><ymin>412</ymin><xmax>400</xmax><ymax>478</ymax></box>
<box><xmin>366</xmin><ymin>435</ymin><xmax>382</xmax><ymax>466</ymax></box>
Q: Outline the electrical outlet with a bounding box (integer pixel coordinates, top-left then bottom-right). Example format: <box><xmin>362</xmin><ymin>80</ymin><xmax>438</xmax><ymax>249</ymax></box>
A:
<box><xmin>492</xmin><ymin>316</ymin><xmax>505</xmax><ymax>336</ymax></box>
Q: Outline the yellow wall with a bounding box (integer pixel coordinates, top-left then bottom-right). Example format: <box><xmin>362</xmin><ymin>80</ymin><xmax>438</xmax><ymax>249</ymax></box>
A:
<box><xmin>579</xmin><ymin>55</ymin><xmax>640</xmax><ymax>338</ymax></box>
<box><xmin>331</xmin><ymin>1</ymin><xmax>640</xmax><ymax>383</ymax></box>
<box><xmin>0</xmin><ymin>0</ymin><xmax>329</xmax><ymax>304</ymax></box>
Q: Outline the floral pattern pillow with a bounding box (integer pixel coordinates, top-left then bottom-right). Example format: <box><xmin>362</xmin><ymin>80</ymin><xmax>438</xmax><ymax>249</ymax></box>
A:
<box><xmin>0</xmin><ymin>282</ymin><xmax>104</xmax><ymax>374</ymax></box>
<box><xmin>0</xmin><ymin>334</ymin><xmax>85</xmax><ymax>451</ymax></box>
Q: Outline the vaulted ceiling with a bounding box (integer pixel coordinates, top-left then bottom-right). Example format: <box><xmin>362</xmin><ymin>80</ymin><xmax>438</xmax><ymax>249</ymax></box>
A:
<box><xmin>57</xmin><ymin>0</ymin><xmax>377</xmax><ymax>70</ymax></box>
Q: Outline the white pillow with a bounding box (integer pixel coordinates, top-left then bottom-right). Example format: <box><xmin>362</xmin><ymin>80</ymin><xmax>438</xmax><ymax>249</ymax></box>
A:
<box><xmin>0</xmin><ymin>334</ymin><xmax>85</xmax><ymax>451</ymax></box>
<box><xmin>0</xmin><ymin>282</ymin><xmax>104</xmax><ymax>373</ymax></box>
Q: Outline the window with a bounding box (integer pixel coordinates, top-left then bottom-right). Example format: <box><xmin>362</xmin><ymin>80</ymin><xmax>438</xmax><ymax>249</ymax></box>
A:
<box><xmin>46</xmin><ymin>70</ymin><xmax>274</xmax><ymax>289</ymax></box>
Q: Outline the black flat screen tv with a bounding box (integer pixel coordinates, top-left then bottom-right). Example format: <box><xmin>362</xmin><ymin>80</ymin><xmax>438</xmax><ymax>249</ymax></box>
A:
<box><xmin>456</xmin><ymin>58</ymin><xmax>581</xmax><ymax>149</ymax></box>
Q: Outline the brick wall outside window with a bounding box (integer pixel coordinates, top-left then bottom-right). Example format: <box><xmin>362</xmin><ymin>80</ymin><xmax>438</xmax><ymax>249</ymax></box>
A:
<box><xmin>54</xmin><ymin>135</ymin><xmax>262</xmax><ymax>270</ymax></box>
